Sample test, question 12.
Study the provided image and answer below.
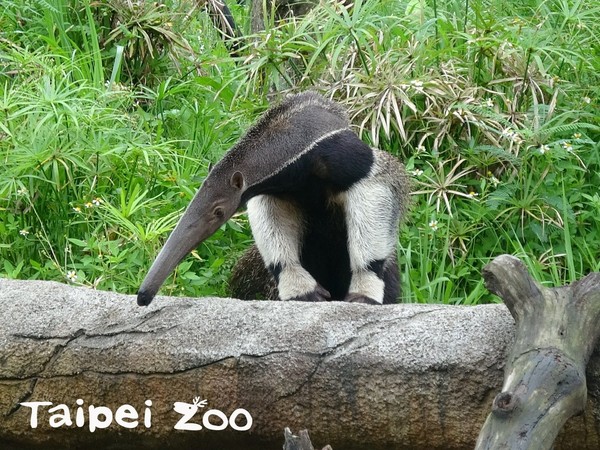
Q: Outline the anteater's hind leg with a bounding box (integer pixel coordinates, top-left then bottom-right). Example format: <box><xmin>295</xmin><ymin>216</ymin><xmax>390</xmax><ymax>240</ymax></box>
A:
<box><xmin>247</xmin><ymin>195</ymin><xmax>331</xmax><ymax>302</ymax></box>
<box><xmin>229</xmin><ymin>244</ymin><xmax>278</xmax><ymax>300</ymax></box>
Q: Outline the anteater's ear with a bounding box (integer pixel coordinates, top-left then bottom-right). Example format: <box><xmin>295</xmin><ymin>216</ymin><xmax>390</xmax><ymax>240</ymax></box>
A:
<box><xmin>230</xmin><ymin>171</ymin><xmax>245</xmax><ymax>191</ymax></box>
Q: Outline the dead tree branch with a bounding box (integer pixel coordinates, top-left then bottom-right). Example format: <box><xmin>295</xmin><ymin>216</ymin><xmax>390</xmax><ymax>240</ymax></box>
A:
<box><xmin>476</xmin><ymin>254</ymin><xmax>600</xmax><ymax>449</ymax></box>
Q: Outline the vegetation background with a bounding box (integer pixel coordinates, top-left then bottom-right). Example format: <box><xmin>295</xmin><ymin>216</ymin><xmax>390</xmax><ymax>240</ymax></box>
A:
<box><xmin>0</xmin><ymin>0</ymin><xmax>598</xmax><ymax>304</ymax></box>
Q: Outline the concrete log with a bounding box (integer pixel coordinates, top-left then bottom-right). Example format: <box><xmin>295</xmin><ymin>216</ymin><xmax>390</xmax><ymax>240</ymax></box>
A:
<box><xmin>0</xmin><ymin>278</ymin><xmax>598</xmax><ymax>450</ymax></box>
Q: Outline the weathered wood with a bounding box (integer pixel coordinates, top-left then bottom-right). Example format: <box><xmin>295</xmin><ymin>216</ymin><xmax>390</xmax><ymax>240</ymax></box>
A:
<box><xmin>283</xmin><ymin>427</ymin><xmax>332</xmax><ymax>450</ymax></box>
<box><xmin>476</xmin><ymin>254</ymin><xmax>600</xmax><ymax>450</ymax></box>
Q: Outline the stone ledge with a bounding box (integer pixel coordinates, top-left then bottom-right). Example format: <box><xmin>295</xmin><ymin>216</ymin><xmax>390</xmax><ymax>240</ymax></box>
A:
<box><xmin>0</xmin><ymin>278</ymin><xmax>598</xmax><ymax>449</ymax></box>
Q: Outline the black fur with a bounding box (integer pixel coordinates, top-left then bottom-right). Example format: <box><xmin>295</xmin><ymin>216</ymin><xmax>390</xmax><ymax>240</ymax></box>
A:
<box><xmin>367</xmin><ymin>259</ymin><xmax>386</xmax><ymax>279</ymax></box>
<box><xmin>229</xmin><ymin>245</ymin><xmax>401</xmax><ymax>304</ymax></box>
<box><xmin>382</xmin><ymin>256</ymin><xmax>400</xmax><ymax>304</ymax></box>
<box><xmin>236</xmin><ymin>130</ymin><xmax>403</xmax><ymax>304</ymax></box>
<box><xmin>242</xmin><ymin>130</ymin><xmax>373</xmax><ymax>203</ymax></box>
<box><xmin>268</xmin><ymin>262</ymin><xmax>283</xmax><ymax>283</ymax></box>
<box><xmin>262</xmin><ymin>199</ymin><xmax>352</xmax><ymax>300</ymax></box>
<box><xmin>300</xmin><ymin>199</ymin><xmax>351</xmax><ymax>300</ymax></box>
<box><xmin>239</xmin><ymin>130</ymin><xmax>377</xmax><ymax>301</ymax></box>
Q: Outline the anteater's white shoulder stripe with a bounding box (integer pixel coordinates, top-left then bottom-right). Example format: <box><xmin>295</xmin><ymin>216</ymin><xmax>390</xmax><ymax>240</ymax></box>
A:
<box><xmin>250</xmin><ymin>127</ymin><xmax>350</xmax><ymax>188</ymax></box>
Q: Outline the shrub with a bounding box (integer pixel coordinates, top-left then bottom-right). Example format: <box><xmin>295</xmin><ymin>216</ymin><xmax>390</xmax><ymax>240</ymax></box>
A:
<box><xmin>1</xmin><ymin>0</ymin><xmax>598</xmax><ymax>303</ymax></box>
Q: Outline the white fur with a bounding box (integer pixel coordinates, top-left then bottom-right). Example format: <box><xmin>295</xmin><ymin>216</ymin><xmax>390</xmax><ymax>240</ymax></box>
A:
<box><xmin>349</xmin><ymin>272</ymin><xmax>385</xmax><ymax>303</ymax></box>
<box><xmin>277</xmin><ymin>267</ymin><xmax>319</xmax><ymax>300</ymax></box>
<box><xmin>344</xmin><ymin>152</ymin><xmax>401</xmax><ymax>304</ymax></box>
<box><xmin>248</xmin><ymin>147</ymin><xmax>402</xmax><ymax>304</ymax></box>
<box><xmin>247</xmin><ymin>195</ymin><xmax>317</xmax><ymax>300</ymax></box>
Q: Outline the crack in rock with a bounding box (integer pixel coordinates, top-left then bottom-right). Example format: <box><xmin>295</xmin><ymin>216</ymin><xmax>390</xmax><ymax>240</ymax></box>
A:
<box><xmin>97</xmin><ymin>308</ymin><xmax>166</xmax><ymax>336</ymax></box>
<box><xmin>6</xmin><ymin>329</ymin><xmax>85</xmax><ymax>417</ymax></box>
<box><xmin>272</xmin><ymin>309</ymin><xmax>449</xmax><ymax>404</ymax></box>
<box><xmin>38</xmin><ymin>329</ymin><xmax>86</xmax><ymax>377</ymax></box>
<box><xmin>5</xmin><ymin>378</ymin><xmax>37</xmax><ymax>417</ymax></box>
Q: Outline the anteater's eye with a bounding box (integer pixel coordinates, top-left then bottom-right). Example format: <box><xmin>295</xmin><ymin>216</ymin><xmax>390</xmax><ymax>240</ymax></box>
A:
<box><xmin>213</xmin><ymin>207</ymin><xmax>224</xmax><ymax>218</ymax></box>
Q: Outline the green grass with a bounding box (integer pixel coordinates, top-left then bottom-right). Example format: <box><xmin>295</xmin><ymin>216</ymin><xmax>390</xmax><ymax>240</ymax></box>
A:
<box><xmin>0</xmin><ymin>0</ymin><xmax>598</xmax><ymax>304</ymax></box>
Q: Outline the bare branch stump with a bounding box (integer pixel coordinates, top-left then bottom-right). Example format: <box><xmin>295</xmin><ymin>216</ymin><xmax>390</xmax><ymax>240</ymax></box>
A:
<box><xmin>476</xmin><ymin>255</ymin><xmax>600</xmax><ymax>450</ymax></box>
<box><xmin>283</xmin><ymin>428</ymin><xmax>332</xmax><ymax>450</ymax></box>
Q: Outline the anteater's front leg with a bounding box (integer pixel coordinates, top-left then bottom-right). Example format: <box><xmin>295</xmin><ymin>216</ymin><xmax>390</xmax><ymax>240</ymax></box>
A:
<box><xmin>247</xmin><ymin>195</ymin><xmax>330</xmax><ymax>302</ymax></box>
<box><xmin>344</xmin><ymin>177</ymin><xmax>400</xmax><ymax>305</ymax></box>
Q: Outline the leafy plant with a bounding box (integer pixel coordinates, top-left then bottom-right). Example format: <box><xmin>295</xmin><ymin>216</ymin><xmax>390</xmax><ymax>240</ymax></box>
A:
<box><xmin>1</xmin><ymin>0</ymin><xmax>599</xmax><ymax>305</ymax></box>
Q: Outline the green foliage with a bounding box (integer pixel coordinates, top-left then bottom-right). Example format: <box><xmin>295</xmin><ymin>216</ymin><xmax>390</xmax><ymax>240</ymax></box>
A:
<box><xmin>0</xmin><ymin>0</ymin><xmax>599</xmax><ymax>303</ymax></box>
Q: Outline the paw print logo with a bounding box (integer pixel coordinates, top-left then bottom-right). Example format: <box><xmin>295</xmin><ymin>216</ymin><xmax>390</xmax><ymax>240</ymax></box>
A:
<box><xmin>173</xmin><ymin>397</ymin><xmax>207</xmax><ymax>430</ymax></box>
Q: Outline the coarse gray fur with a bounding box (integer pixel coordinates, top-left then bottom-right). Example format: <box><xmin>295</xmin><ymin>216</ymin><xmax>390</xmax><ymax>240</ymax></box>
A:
<box><xmin>213</xmin><ymin>92</ymin><xmax>349</xmax><ymax>188</ymax></box>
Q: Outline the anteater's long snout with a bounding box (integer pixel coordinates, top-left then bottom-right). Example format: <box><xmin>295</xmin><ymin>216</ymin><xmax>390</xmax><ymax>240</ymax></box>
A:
<box><xmin>137</xmin><ymin>210</ymin><xmax>220</xmax><ymax>306</ymax></box>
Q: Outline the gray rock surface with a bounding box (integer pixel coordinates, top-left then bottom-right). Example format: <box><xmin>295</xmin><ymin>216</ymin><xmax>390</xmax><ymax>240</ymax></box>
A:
<box><xmin>0</xmin><ymin>278</ymin><xmax>598</xmax><ymax>450</ymax></box>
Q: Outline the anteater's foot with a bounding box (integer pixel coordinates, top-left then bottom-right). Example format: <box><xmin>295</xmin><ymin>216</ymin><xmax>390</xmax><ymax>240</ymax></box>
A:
<box><xmin>289</xmin><ymin>285</ymin><xmax>331</xmax><ymax>302</ymax></box>
<box><xmin>345</xmin><ymin>293</ymin><xmax>381</xmax><ymax>305</ymax></box>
